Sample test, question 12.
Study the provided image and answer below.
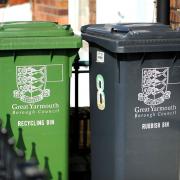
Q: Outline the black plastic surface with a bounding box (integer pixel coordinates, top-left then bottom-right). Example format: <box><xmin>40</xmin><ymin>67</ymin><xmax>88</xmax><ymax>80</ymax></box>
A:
<box><xmin>81</xmin><ymin>23</ymin><xmax>180</xmax><ymax>53</ymax></box>
<box><xmin>82</xmin><ymin>23</ymin><xmax>180</xmax><ymax>180</ymax></box>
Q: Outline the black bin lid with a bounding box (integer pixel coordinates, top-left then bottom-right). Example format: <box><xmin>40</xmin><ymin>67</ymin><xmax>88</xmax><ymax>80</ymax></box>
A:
<box><xmin>81</xmin><ymin>23</ymin><xmax>180</xmax><ymax>53</ymax></box>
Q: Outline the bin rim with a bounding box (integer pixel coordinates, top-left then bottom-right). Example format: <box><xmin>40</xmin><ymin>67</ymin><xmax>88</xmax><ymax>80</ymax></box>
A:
<box><xmin>0</xmin><ymin>21</ymin><xmax>82</xmax><ymax>50</ymax></box>
<box><xmin>81</xmin><ymin>23</ymin><xmax>180</xmax><ymax>53</ymax></box>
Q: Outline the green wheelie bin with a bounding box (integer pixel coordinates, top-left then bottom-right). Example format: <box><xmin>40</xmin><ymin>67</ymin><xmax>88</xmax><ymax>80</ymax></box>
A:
<box><xmin>0</xmin><ymin>21</ymin><xmax>81</xmax><ymax>180</ymax></box>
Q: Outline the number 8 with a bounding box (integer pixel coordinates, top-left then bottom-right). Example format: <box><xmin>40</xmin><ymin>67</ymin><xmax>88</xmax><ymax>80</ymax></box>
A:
<box><xmin>96</xmin><ymin>74</ymin><xmax>105</xmax><ymax>110</ymax></box>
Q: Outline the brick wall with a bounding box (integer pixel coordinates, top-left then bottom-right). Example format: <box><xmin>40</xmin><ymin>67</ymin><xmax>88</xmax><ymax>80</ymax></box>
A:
<box><xmin>8</xmin><ymin>0</ymin><xmax>29</xmax><ymax>6</ymax></box>
<box><xmin>89</xmin><ymin>0</ymin><xmax>96</xmax><ymax>24</ymax></box>
<box><xmin>0</xmin><ymin>0</ymin><xmax>29</xmax><ymax>7</ymax></box>
<box><xmin>32</xmin><ymin>0</ymin><xmax>68</xmax><ymax>24</ymax></box>
<box><xmin>170</xmin><ymin>0</ymin><xmax>180</xmax><ymax>29</ymax></box>
<box><xmin>31</xmin><ymin>0</ymin><xmax>96</xmax><ymax>25</ymax></box>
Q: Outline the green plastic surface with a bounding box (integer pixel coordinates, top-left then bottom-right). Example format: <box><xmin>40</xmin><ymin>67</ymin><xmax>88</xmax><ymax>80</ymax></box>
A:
<box><xmin>0</xmin><ymin>21</ymin><xmax>82</xmax><ymax>180</ymax></box>
<box><xmin>0</xmin><ymin>21</ymin><xmax>82</xmax><ymax>49</ymax></box>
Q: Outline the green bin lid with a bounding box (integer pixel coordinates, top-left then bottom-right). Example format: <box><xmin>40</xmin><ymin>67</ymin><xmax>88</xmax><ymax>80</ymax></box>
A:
<box><xmin>0</xmin><ymin>21</ymin><xmax>82</xmax><ymax>50</ymax></box>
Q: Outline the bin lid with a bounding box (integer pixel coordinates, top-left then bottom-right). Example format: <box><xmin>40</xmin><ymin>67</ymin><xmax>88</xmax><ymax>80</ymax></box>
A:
<box><xmin>81</xmin><ymin>23</ymin><xmax>180</xmax><ymax>53</ymax></box>
<box><xmin>0</xmin><ymin>21</ymin><xmax>82</xmax><ymax>50</ymax></box>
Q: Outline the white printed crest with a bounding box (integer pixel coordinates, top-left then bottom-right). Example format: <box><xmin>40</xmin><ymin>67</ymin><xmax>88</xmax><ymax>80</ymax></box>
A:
<box><xmin>13</xmin><ymin>65</ymin><xmax>50</xmax><ymax>103</ymax></box>
<box><xmin>138</xmin><ymin>67</ymin><xmax>171</xmax><ymax>106</ymax></box>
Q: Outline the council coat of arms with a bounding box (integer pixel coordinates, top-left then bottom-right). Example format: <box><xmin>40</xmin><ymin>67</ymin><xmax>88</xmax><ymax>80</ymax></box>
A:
<box><xmin>13</xmin><ymin>65</ymin><xmax>50</xmax><ymax>103</ymax></box>
<box><xmin>138</xmin><ymin>67</ymin><xmax>171</xmax><ymax>106</ymax></box>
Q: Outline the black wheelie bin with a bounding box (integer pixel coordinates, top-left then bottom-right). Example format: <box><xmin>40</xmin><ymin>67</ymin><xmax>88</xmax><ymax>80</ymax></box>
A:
<box><xmin>81</xmin><ymin>23</ymin><xmax>180</xmax><ymax>180</ymax></box>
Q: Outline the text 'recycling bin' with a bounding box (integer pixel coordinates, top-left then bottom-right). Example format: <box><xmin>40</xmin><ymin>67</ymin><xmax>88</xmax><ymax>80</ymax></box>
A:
<box><xmin>0</xmin><ymin>21</ymin><xmax>81</xmax><ymax>180</ymax></box>
<box><xmin>81</xmin><ymin>23</ymin><xmax>180</xmax><ymax>180</ymax></box>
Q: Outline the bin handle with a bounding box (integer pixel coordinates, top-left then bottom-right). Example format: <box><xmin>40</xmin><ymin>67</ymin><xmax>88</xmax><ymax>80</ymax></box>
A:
<box><xmin>170</xmin><ymin>54</ymin><xmax>178</xmax><ymax>73</ymax></box>
<box><xmin>111</xmin><ymin>24</ymin><xmax>130</xmax><ymax>33</ymax></box>
<box><xmin>13</xmin><ymin>51</ymin><xmax>16</xmax><ymax>63</ymax></box>
<box><xmin>50</xmin><ymin>50</ymin><xmax>54</xmax><ymax>62</ymax></box>
<box><xmin>137</xmin><ymin>53</ymin><xmax>146</xmax><ymax>70</ymax></box>
<box><xmin>171</xmin><ymin>54</ymin><xmax>177</xmax><ymax>67</ymax></box>
<box><xmin>137</xmin><ymin>53</ymin><xmax>146</xmax><ymax>76</ymax></box>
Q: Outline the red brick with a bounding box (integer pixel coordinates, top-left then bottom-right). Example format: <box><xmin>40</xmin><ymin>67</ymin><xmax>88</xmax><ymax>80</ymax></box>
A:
<box><xmin>176</xmin><ymin>0</ymin><xmax>180</xmax><ymax>9</ymax></box>
<box><xmin>0</xmin><ymin>4</ymin><xmax>6</xmax><ymax>8</ymax></box>
<box><xmin>89</xmin><ymin>0</ymin><xmax>96</xmax><ymax>23</ymax></box>
<box><xmin>32</xmin><ymin>0</ymin><xmax>68</xmax><ymax>24</ymax></box>
<box><xmin>55</xmin><ymin>1</ymin><xmax>68</xmax><ymax>9</ymax></box>
<box><xmin>170</xmin><ymin>0</ymin><xmax>176</xmax><ymax>8</ymax></box>
<box><xmin>37</xmin><ymin>5</ymin><xmax>68</xmax><ymax>16</ymax></box>
<box><xmin>34</xmin><ymin>0</ymin><xmax>68</xmax><ymax>9</ymax></box>
<box><xmin>8</xmin><ymin>0</ymin><xmax>29</xmax><ymax>6</ymax></box>
<box><xmin>56</xmin><ymin>16</ymin><xmax>68</xmax><ymax>24</ymax></box>
<box><xmin>170</xmin><ymin>9</ymin><xmax>175</xmax><ymax>22</ymax></box>
<box><xmin>33</xmin><ymin>13</ymin><xmax>68</xmax><ymax>24</ymax></box>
